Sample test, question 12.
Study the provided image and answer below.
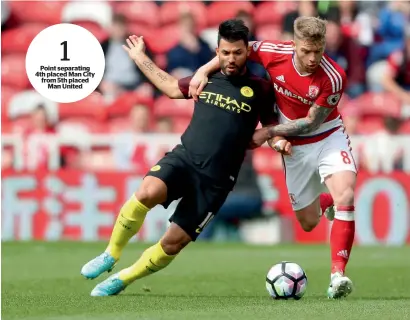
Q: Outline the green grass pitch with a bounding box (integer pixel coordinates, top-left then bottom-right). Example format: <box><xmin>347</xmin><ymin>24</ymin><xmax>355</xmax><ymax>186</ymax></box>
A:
<box><xmin>2</xmin><ymin>242</ymin><xmax>410</xmax><ymax>320</ymax></box>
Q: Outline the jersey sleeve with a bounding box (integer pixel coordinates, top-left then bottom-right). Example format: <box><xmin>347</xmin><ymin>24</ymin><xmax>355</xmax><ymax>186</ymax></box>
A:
<box><xmin>177</xmin><ymin>76</ymin><xmax>193</xmax><ymax>99</ymax></box>
<box><xmin>315</xmin><ymin>67</ymin><xmax>347</xmax><ymax>108</ymax></box>
<box><xmin>249</xmin><ymin>40</ymin><xmax>277</xmax><ymax>68</ymax></box>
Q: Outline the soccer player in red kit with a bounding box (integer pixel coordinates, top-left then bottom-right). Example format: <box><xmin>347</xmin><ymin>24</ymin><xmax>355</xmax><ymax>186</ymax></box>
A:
<box><xmin>190</xmin><ymin>16</ymin><xmax>356</xmax><ymax>299</ymax></box>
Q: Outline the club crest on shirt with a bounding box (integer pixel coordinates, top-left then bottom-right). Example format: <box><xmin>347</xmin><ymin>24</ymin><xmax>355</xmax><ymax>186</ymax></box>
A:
<box><xmin>307</xmin><ymin>85</ymin><xmax>319</xmax><ymax>99</ymax></box>
<box><xmin>241</xmin><ymin>86</ymin><xmax>254</xmax><ymax>98</ymax></box>
<box><xmin>289</xmin><ymin>193</ymin><xmax>298</xmax><ymax>206</ymax></box>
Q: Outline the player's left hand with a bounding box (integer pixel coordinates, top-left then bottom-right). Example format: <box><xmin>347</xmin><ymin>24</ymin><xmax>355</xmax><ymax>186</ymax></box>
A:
<box><xmin>122</xmin><ymin>35</ymin><xmax>146</xmax><ymax>61</ymax></box>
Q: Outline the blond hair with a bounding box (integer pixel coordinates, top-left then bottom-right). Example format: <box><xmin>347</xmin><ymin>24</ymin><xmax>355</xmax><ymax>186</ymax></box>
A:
<box><xmin>294</xmin><ymin>16</ymin><xmax>327</xmax><ymax>44</ymax></box>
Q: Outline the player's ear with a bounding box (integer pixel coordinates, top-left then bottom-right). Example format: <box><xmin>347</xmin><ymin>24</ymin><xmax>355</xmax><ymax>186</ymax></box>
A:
<box><xmin>246</xmin><ymin>45</ymin><xmax>251</xmax><ymax>57</ymax></box>
<box><xmin>215</xmin><ymin>47</ymin><xmax>219</xmax><ymax>57</ymax></box>
<box><xmin>291</xmin><ymin>40</ymin><xmax>296</xmax><ymax>50</ymax></box>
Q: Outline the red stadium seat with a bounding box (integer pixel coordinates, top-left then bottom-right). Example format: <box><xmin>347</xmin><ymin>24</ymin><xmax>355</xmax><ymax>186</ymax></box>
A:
<box><xmin>159</xmin><ymin>2</ymin><xmax>207</xmax><ymax>30</ymax></box>
<box><xmin>57</xmin><ymin>118</ymin><xmax>106</xmax><ymax>134</ymax></box>
<box><xmin>207</xmin><ymin>1</ymin><xmax>254</xmax><ymax>27</ymax></box>
<box><xmin>1</xmin><ymin>24</ymin><xmax>46</xmax><ymax>54</ymax></box>
<box><xmin>154</xmin><ymin>96</ymin><xmax>194</xmax><ymax>117</ymax></box>
<box><xmin>1</xmin><ymin>55</ymin><xmax>30</xmax><ymax>89</ymax></box>
<box><xmin>144</xmin><ymin>24</ymin><xmax>182</xmax><ymax>54</ymax></box>
<box><xmin>107</xmin><ymin>92</ymin><xmax>154</xmax><ymax>119</ymax></box>
<box><xmin>254</xmin><ymin>1</ymin><xmax>297</xmax><ymax>26</ymax></box>
<box><xmin>73</xmin><ymin>21</ymin><xmax>109</xmax><ymax>42</ymax></box>
<box><xmin>350</xmin><ymin>92</ymin><xmax>401</xmax><ymax>117</ymax></box>
<box><xmin>356</xmin><ymin>117</ymin><xmax>385</xmax><ymax>135</ymax></box>
<box><xmin>255</xmin><ymin>24</ymin><xmax>282</xmax><ymax>41</ymax></box>
<box><xmin>171</xmin><ymin>116</ymin><xmax>191</xmax><ymax>133</ymax></box>
<box><xmin>58</xmin><ymin>92</ymin><xmax>107</xmax><ymax>121</ymax></box>
<box><xmin>107</xmin><ymin>117</ymin><xmax>132</xmax><ymax>133</ymax></box>
<box><xmin>8</xmin><ymin>1</ymin><xmax>65</xmax><ymax>25</ymax></box>
<box><xmin>114</xmin><ymin>2</ymin><xmax>160</xmax><ymax>27</ymax></box>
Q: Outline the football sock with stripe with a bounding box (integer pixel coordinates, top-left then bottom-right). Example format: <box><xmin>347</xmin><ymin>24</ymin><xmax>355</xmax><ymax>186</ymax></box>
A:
<box><xmin>330</xmin><ymin>205</ymin><xmax>355</xmax><ymax>274</ymax></box>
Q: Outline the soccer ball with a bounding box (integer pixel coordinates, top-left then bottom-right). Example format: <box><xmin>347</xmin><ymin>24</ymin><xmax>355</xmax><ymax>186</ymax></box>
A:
<box><xmin>265</xmin><ymin>261</ymin><xmax>308</xmax><ymax>300</ymax></box>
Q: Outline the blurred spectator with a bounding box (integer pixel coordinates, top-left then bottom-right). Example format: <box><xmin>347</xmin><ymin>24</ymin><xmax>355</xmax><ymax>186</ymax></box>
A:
<box><xmin>321</xmin><ymin>0</ymin><xmax>375</xmax><ymax>47</ymax></box>
<box><xmin>282</xmin><ymin>1</ymin><xmax>318</xmax><ymax>40</ymax></box>
<box><xmin>361</xmin><ymin>116</ymin><xmax>404</xmax><ymax>172</ymax></box>
<box><xmin>100</xmin><ymin>14</ymin><xmax>153</xmax><ymax>102</ymax></box>
<box><xmin>155</xmin><ymin>117</ymin><xmax>174</xmax><ymax>133</ymax></box>
<box><xmin>198</xmin><ymin>151</ymin><xmax>263</xmax><ymax>241</ymax></box>
<box><xmin>381</xmin><ymin>30</ymin><xmax>410</xmax><ymax>108</ymax></box>
<box><xmin>166</xmin><ymin>12</ymin><xmax>214</xmax><ymax>75</ymax></box>
<box><xmin>112</xmin><ymin>104</ymin><xmax>151</xmax><ymax>171</ymax></box>
<box><xmin>235</xmin><ymin>10</ymin><xmax>267</xmax><ymax>79</ymax></box>
<box><xmin>325</xmin><ymin>20</ymin><xmax>366</xmax><ymax>98</ymax></box>
<box><xmin>23</xmin><ymin>105</ymin><xmax>59</xmax><ymax>169</ymax></box>
<box><xmin>367</xmin><ymin>1</ymin><xmax>410</xmax><ymax>67</ymax></box>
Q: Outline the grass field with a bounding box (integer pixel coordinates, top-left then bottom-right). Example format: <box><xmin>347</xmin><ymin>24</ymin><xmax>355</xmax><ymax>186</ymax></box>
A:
<box><xmin>2</xmin><ymin>242</ymin><xmax>410</xmax><ymax>320</ymax></box>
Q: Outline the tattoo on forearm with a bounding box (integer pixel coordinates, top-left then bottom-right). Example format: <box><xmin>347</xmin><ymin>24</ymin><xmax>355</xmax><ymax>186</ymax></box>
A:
<box><xmin>268</xmin><ymin>104</ymin><xmax>333</xmax><ymax>137</ymax></box>
<box><xmin>157</xmin><ymin>72</ymin><xmax>168</xmax><ymax>83</ymax></box>
<box><xmin>142</xmin><ymin>60</ymin><xmax>154</xmax><ymax>72</ymax></box>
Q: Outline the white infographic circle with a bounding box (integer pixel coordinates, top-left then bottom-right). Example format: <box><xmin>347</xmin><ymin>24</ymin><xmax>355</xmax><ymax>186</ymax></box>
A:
<box><xmin>26</xmin><ymin>23</ymin><xmax>105</xmax><ymax>103</ymax></box>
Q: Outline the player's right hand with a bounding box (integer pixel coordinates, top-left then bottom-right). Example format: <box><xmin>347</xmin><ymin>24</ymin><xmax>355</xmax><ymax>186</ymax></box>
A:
<box><xmin>189</xmin><ymin>69</ymin><xmax>208</xmax><ymax>101</ymax></box>
<box><xmin>269</xmin><ymin>136</ymin><xmax>292</xmax><ymax>156</ymax></box>
<box><xmin>122</xmin><ymin>35</ymin><xmax>146</xmax><ymax>61</ymax></box>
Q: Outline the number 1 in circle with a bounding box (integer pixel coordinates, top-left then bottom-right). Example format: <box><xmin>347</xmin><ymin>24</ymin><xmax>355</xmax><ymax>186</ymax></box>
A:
<box><xmin>61</xmin><ymin>41</ymin><xmax>70</xmax><ymax>61</ymax></box>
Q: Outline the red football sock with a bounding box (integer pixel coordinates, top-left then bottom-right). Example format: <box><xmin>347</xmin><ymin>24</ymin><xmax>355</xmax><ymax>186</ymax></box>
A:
<box><xmin>320</xmin><ymin>193</ymin><xmax>333</xmax><ymax>213</ymax></box>
<box><xmin>330</xmin><ymin>205</ymin><xmax>355</xmax><ymax>274</ymax></box>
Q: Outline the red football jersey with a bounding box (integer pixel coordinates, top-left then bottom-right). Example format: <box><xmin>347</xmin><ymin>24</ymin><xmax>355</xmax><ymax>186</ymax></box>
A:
<box><xmin>250</xmin><ymin>40</ymin><xmax>347</xmax><ymax>140</ymax></box>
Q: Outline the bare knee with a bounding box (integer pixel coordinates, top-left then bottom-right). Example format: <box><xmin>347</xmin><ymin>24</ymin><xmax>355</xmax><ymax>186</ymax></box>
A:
<box><xmin>299</xmin><ymin>219</ymin><xmax>319</xmax><ymax>232</ymax></box>
<box><xmin>333</xmin><ymin>187</ymin><xmax>355</xmax><ymax>206</ymax></box>
<box><xmin>135</xmin><ymin>177</ymin><xmax>167</xmax><ymax>208</ymax></box>
<box><xmin>160</xmin><ymin>223</ymin><xmax>192</xmax><ymax>255</ymax></box>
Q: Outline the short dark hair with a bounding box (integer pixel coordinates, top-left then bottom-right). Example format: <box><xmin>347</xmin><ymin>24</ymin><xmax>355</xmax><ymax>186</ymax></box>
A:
<box><xmin>218</xmin><ymin>19</ymin><xmax>249</xmax><ymax>47</ymax></box>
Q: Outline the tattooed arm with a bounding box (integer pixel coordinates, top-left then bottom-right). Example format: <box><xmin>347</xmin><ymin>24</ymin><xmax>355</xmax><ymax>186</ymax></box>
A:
<box><xmin>123</xmin><ymin>35</ymin><xmax>185</xmax><ymax>99</ymax></box>
<box><xmin>253</xmin><ymin>104</ymin><xmax>334</xmax><ymax>146</ymax></box>
<box><xmin>267</xmin><ymin>104</ymin><xmax>334</xmax><ymax>137</ymax></box>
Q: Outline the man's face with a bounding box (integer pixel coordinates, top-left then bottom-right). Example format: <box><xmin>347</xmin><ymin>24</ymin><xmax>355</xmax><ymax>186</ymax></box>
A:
<box><xmin>216</xmin><ymin>38</ymin><xmax>249</xmax><ymax>76</ymax></box>
<box><xmin>293</xmin><ymin>38</ymin><xmax>325</xmax><ymax>73</ymax></box>
<box><xmin>130</xmin><ymin>105</ymin><xmax>149</xmax><ymax>132</ymax></box>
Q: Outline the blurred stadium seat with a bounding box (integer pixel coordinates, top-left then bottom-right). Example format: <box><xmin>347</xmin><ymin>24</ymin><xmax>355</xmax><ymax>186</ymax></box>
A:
<box><xmin>159</xmin><ymin>1</ymin><xmax>208</xmax><ymax>31</ymax></box>
<box><xmin>254</xmin><ymin>1</ymin><xmax>297</xmax><ymax>26</ymax></box>
<box><xmin>58</xmin><ymin>92</ymin><xmax>107</xmax><ymax>121</ymax></box>
<box><xmin>1</xmin><ymin>55</ymin><xmax>30</xmax><ymax>89</ymax></box>
<box><xmin>114</xmin><ymin>1</ymin><xmax>160</xmax><ymax>27</ymax></box>
<box><xmin>7</xmin><ymin>1</ymin><xmax>65</xmax><ymax>25</ymax></box>
<box><xmin>207</xmin><ymin>1</ymin><xmax>254</xmax><ymax>27</ymax></box>
<box><xmin>1</xmin><ymin>24</ymin><xmax>46</xmax><ymax>54</ymax></box>
<box><xmin>154</xmin><ymin>95</ymin><xmax>194</xmax><ymax>117</ymax></box>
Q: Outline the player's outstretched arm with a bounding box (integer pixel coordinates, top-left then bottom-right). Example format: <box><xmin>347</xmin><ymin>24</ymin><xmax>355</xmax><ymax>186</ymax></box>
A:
<box><xmin>123</xmin><ymin>35</ymin><xmax>185</xmax><ymax>99</ymax></box>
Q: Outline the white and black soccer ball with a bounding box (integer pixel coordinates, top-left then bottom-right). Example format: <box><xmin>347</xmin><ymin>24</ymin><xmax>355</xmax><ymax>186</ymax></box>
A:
<box><xmin>265</xmin><ymin>261</ymin><xmax>308</xmax><ymax>300</ymax></box>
